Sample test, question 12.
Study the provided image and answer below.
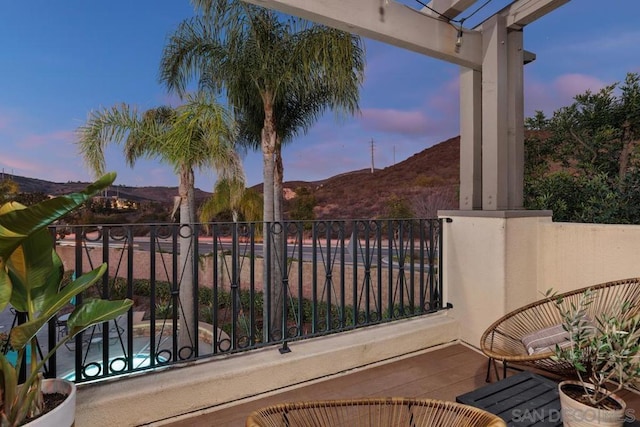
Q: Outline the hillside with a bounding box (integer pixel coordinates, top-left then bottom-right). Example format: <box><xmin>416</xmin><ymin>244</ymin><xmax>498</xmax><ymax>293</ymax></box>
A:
<box><xmin>304</xmin><ymin>136</ymin><xmax>459</xmax><ymax>218</ymax></box>
<box><xmin>5</xmin><ymin>136</ymin><xmax>460</xmax><ymax>220</ymax></box>
<box><xmin>5</xmin><ymin>175</ymin><xmax>213</xmax><ymax>204</ymax></box>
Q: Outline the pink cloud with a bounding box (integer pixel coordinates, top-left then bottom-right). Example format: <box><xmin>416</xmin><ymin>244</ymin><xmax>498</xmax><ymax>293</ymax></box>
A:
<box><xmin>427</xmin><ymin>76</ymin><xmax>460</xmax><ymax>116</ymax></box>
<box><xmin>0</xmin><ymin>155</ymin><xmax>42</xmax><ymax>174</ymax></box>
<box><xmin>553</xmin><ymin>74</ymin><xmax>607</xmax><ymax>100</ymax></box>
<box><xmin>525</xmin><ymin>73</ymin><xmax>609</xmax><ymax>116</ymax></box>
<box><xmin>19</xmin><ymin>130</ymin><xmax>75</xmax><ymax>148</ymax></box>
<box><xmin>39</xmin><ymin>170</ymin><xmax>88</xmax><ymax>183</ymax></box>
<box><xmin>360</xmin><ymin>108</ymin><xmax>433</xmax><ymax>136</ymax></box>
<box><xmin>525</xmin><ymin>79</ymin><xmax>556</xmax><ymax>115</ymax></box>
<box><xmin>284</xmin><ymin>137</ymin><xmax>365</xmax><ymax>180</ymax></box>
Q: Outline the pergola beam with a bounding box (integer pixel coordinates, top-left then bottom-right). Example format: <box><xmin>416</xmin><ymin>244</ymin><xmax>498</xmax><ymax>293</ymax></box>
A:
<box><xmin>422</xmin><ymin>0</ymin><xmax>478</xmax><ymax>20</ymax></box>
<box><xmin>501</xmin><ymin>0</ymin><xmax>571</xmax><ymax>30</ymax></box>
<box><xmin>241</xmin><ymin>0</ymin><xmax>483</xmax><ymax>70</ymax></box>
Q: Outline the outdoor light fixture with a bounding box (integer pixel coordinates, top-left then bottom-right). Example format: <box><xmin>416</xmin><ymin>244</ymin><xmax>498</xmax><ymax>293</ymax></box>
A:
<box><xmin>455</xmin><ymin>27</ymin><xmax>464</xmax><ymax>50</ymax></box>
<box><xmin>379</xmin><ymin>0</ymin><xmax>390</xmax><ymax>22</ymax></box>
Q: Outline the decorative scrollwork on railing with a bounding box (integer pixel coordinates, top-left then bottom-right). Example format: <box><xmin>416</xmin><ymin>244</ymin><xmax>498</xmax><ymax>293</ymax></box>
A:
<box><xmin>156</xmin><ymin>224</ymin><xmax>174</xmax><ymax>239</ymax></box>
<box><xmin>82</xmin><ymin>362</ymin><xmax>103</xmax><ymax>380</ymax></box>
<box><xmin>109</xmin><ymin>356</ymin><xmax>129</xmax><ymax>374</ymax></box>
<box><xmin>178</xmin><ymin>224</ymin><xmax>196</xmax><ymax>239</ymax></box>
<box><xmin>157</xmin><ymin>349</ymin><xmax>172</xmax><ymax>364</ymax></box>
<box><xmin>44</xmin><ymin>218</ymin><xmax>445</xmax><ymax>383</ymax></box>
<box><xmin>108</xmin><ymin>226</ymin><xmax>128</xmax><ymax>241</ymax></box>
<box><xmin>178</xmin><ymin>346</ymin><xmax>194</xmax><ymax>360</ymax></box>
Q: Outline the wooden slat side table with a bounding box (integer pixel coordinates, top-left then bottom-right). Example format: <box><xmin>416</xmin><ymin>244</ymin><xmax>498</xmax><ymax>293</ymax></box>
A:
<box><xmin>457</xmin><ymin>371</ymin><xmax>640</xmax><ymax>426</ymax></box>
<box><xmin>457</xmin><ymin>371</ymin><xmax>561</xmax><ymax>426</ymax></box>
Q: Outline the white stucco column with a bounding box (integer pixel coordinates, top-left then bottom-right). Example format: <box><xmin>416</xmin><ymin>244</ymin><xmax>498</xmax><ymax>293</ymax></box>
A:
<box><xmin>481</xmin><ymin>15</ymin><xmax>509</xmax><ymax>210</ymax></box>
<box><xmin>507</xmin><ymin>29</ymin><xmax>525</xmax><ymax>209</ymax></box>
<box><xmin>461</xmin><ymin>15</ymin><xmax>525</xmax><ymax>211</ymax></box>
<box><xmin>459</xmin><ymin>67</ymin><xmax>482</xmax><ymax>210</ymax></box>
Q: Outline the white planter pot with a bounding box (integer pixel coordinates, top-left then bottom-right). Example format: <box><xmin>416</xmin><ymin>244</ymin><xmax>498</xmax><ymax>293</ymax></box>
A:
<box><xmin>26</xmin><ymin>378</ymin><xmax>76</xmax><ymax>427</ymax></box>
<box><xmin>558</xmin><ymin>380</ymin><xmax>626</xmax><ymax>427</ymax></box>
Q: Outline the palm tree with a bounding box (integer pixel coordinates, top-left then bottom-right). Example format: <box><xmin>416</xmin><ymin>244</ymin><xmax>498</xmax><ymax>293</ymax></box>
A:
<box><xmin>200</xmin><ymin>178</ymin><xmax>262</xmax><ymax>338</ymax></box>
<box><xmin>199</xmin><ymin>177</ymin><xmax>262</xmax><ymax>224</ymax></box>
<box><xmin>160</xmin><ymin>0</ymin><xmax>364</xmax><ymax>339</ymax></box>
<box><xmin>76</xmin><ymin>92</ymin><xmax>244</xmax><ymax>355</ymax></box>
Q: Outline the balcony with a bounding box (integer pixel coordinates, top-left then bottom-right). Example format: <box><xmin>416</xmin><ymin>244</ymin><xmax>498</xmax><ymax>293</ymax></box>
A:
<box><xmin>5</xmin><ymin>213</ymin><xmax>640</xmax><ymax>426</ymax></box>
<box><xmin>1</xmin><ymin>218</ymin><xmax>452</xmax><ymax>422</ymax></box>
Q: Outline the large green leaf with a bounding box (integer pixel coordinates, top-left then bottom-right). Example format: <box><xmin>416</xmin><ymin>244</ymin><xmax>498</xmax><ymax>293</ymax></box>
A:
<box><xmin>0</xmin><ymin>261</ymin><xmax>12</xmax><ymax>313</ymax></box>
<box><xmin>8</xmin><ymin>249</ymin><xmax>64</xmax><ymax>315</ymax></box>
<box><xmin>32</xmin><ymin>251</ymin><xmax>65</xmax><ymax>314</ymax></box>
<box><xmin>67</xmin><ymin>299</ymin><xmax>133</xmax><ymax>338</ymax></box>
<box><xmin>5</xmin><ymin>228</ymin><xmax>55</xmax><ymax>314</ymax></box>
<box><xmin>9</xmin><ymin>264</ymin><xmax>108</xmax><ymax>349</ymax></box>
<box><xmin>7</xmin><ymin>228</ymin><xmax>54</xmax><ymax>291</ymax></box>
<box><xmin>0</xmin><ymin>172</ymin><xmax>116</xmax><ymax>261</ymax></box>
<box><xmin>0</xmin><ymin>354</ymin><xmax>17</xmax><ymax>418</ymax></box>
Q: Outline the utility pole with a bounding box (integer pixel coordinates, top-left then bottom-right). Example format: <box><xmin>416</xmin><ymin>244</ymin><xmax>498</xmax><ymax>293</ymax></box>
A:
<box><xmin>370</xmin><ymin>138</ymin><xmax>375</xmax><ymax>173</ymax></box>
<box><xmin>393</xmin><ymin>145</ymin><xmax>396</xmax><ymax>166</ymax></box>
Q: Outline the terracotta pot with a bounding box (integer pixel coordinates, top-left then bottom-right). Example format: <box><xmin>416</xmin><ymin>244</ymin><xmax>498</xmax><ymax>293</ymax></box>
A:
<box><xmin>25</xmin><ymin>378</ymin><xmax>76</xmax><ymax>427</ymax></box>
<box><xmin>558</xmin><ymin>380</ymin><xmax>626</xmax><ymax>427</ymax></box>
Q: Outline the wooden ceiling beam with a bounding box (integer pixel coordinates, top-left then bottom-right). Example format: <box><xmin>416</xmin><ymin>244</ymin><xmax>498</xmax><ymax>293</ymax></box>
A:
<box><xmin>241</xmin><ymin>0</ymin><xmax>483</xmax><ymax>70</ymax></box>
<box><xmin>421</xmin><ymin>0</ymin><xmax>479</xmax><ymax>20</ymax></box>
<box><xmin>501</xmin><ymin>0</ymin><xmax>571</xmax><ymax>30</ymax></box>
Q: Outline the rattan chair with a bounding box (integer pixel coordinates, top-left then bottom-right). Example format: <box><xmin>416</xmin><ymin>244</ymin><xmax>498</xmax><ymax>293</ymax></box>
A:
<box><xmin>246</xmin><ymin>397</ymin><xmax>506</xmax><ymax>427</ymax></box>
<box><xmin>480</xmin><ymin>277</ymin><xmax>640</xmax><ymax>381</ymax></box>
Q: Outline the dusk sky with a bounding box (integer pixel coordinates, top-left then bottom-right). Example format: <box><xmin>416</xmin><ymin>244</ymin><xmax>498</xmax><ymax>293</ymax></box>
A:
<box><xmin>1</xmin><ymin>1</ymin><xmax>639</xmax><ymax>190</ymax></box>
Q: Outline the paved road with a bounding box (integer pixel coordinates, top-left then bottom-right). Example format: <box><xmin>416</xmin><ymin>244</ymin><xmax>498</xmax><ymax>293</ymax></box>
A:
<box><xmin>59</xmin><ymin>236</ymin><xmax>433</xmax><ymax>268</ymax></box>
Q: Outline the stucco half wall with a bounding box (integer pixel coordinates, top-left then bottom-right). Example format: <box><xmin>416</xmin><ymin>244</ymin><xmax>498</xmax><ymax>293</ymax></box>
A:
<box><xmin>441</xmin><ymin>210</ymin><xmax>640</xmax><ymax>348</ymax></box>
<box><xmin>441</xmin><ymin>210</ymin><xmax>551</xmax><ymax>348</ymax></box>
<box><xmin>537</xmin><ymin>221</ymin><xmax>640</xmax><ymax>294</ymax></box>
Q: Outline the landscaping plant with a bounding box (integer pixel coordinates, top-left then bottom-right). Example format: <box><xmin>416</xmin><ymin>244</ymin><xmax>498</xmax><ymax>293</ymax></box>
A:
<box><xmin>547</xmin><ymin>288</ymin><xmax>640</xmax><ymax>408</ymax></box>
<box><xmin>0</xmin><ymin>173</ymin><xmax>133</xmax><ymax>426</ymax></box>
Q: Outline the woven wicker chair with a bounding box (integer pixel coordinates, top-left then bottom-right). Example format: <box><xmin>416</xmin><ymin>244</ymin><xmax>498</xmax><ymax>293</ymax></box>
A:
<box><xmin>246</xmin><ymin>398</ymin><xmax>506</xmax><ymax>427</ymax></box>
<box><xmin>480</xmin><ymin>277</ymin><xmax>640</xmax><ymax>381</ymax></box>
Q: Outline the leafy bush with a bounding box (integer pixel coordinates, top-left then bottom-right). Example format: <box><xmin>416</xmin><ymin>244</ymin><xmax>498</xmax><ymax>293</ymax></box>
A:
<box><xmin>413</xmin><ymin>175</ymin><xmax>445</xmax><ymax>188</ymax></box>
<box><xmin>524</xmin><ymin>72</ymin><xmax>640</xmax><ymax>224</ymax></box>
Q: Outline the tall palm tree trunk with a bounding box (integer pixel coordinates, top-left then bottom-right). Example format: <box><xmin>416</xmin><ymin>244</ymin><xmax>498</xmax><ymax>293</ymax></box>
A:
<box><xmin>274</xmin><ymin>146</ymin><xmax>284</xmax><ymax>223</ymax></box>
<box><xmin>261</xmin><ymin>99</ymin><xmax>283</xmax><ymax>341</ymax></box>
<box><xmin>272</xmin><ymin>146</ymin><xmax>285</xmax><ymax>338</ymax></box>
<box><xmin>178</xmin><ymin>165</ymin><xmax>196</xmax><ymax>357</ymax></box>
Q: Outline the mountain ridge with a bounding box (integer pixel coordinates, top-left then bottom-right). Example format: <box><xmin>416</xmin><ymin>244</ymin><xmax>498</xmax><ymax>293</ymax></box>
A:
<box><xmin>4</xmin><ymin>136</ymin><xmax>460</xmax><ymax>218</ymax></box>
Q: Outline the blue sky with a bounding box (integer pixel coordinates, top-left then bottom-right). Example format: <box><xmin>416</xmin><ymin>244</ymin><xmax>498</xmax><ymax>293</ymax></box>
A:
<box><xmin>1</xmin><ymin>1</ymin><xmax>639</xmax><ymax>190</ymax></box>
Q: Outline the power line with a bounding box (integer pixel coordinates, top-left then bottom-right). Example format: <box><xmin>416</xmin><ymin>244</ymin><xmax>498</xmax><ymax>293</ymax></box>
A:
<box><xmin>461</xmin><ymin>0</ymin><xmax>493</xmax><ymax>23</ymax></box>
<box><xmin>413</xmin><ymin>0</ymin><xmax>495</xmax><ymax>25</ymax></box>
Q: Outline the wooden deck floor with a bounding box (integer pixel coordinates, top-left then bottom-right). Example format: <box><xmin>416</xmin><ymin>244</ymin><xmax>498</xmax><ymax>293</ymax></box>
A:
<box><xmin>159</xmin><ymin>343</ymin><xmax>640</xmax><ymax>427</ymax></box>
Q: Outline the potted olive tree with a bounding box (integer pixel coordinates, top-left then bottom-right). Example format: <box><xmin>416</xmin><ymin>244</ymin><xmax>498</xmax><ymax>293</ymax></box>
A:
<box><xmin>548</xmin><ymin>288</ymin><xmax>640</xmax><ymax>427</ymax></box>
<box><xmin>0</xmin><ymin>173</ymin><xmax>133</xmax><ymax>426</ymax></box>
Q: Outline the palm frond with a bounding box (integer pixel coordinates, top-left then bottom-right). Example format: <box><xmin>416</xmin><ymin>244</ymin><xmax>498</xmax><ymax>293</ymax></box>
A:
<box><xmin>75</xmin><ymin>103</ymin><xmax>140</xmax><ymax>176</ymax></box>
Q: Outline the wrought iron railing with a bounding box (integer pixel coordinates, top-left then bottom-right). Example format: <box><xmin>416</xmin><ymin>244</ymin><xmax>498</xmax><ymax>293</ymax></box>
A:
<box><xmin>14</xmin><ymin>218</ymin><xmax>447</xmax><ymax>383</ymax></box>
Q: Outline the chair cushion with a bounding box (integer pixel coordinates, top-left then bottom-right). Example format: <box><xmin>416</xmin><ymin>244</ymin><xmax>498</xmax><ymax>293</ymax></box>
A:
<box><xmin>521</xmin><ymin>324</ymin><xmax>570</xmax><ymax>355</ymax></box>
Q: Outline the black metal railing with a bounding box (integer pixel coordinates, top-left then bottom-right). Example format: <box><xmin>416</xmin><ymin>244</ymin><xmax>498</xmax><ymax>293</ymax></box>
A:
<box><xmin>17</xmin><ymin>218</ymin><xmax>447</xmax><ymax>383</ymax></box>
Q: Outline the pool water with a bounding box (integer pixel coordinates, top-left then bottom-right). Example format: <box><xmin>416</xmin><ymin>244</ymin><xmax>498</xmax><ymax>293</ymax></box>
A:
<box><xmin>62</xmin><ymin>353</ymin><xmax>167</xmax><ymax>381</ymax></box>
